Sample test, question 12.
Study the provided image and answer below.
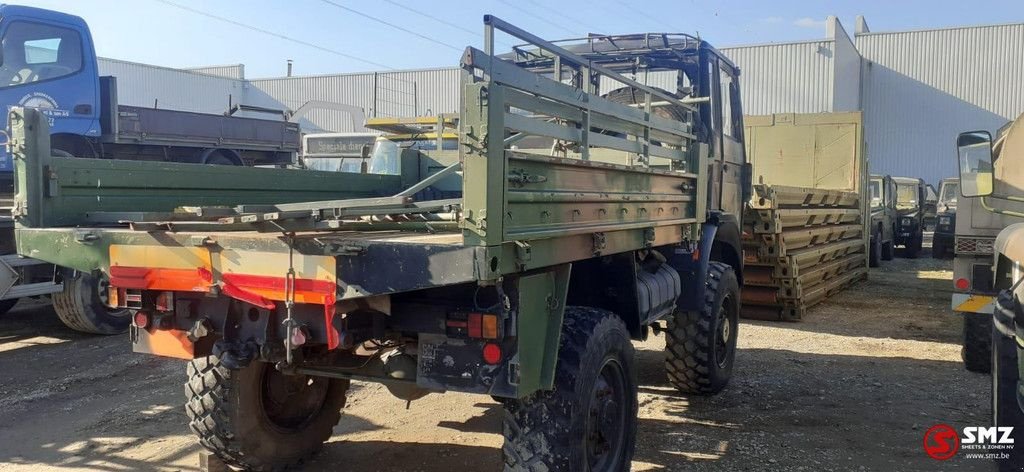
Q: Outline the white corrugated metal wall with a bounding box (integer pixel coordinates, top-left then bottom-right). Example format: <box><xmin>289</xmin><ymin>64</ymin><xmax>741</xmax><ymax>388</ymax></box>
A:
<box><xmin>184</xmin><ymin>64</ymin><xmax>246</xmax><ymax>80</ymax></box>
<box><xmin>720</xmin><ymin>41</ymin><xmax>836</xmax><ymax>115</ymax></box>
<box><xmin>97</xmin><ymin>58</ymin><xmax>254</xmax><ymax>115</ymax></box>
<box><xmin>857</xmin><ymin>23</ymin><xmax>1024</xmax><ymax>185</ymax></box>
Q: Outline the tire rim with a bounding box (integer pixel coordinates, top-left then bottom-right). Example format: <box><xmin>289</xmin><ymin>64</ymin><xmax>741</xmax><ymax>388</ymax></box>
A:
<box><xmin>585</xmin><ymin>357</ymin><xmax>628</xmax><ymax>470</ymax></box>
<box><xmin>260</xmin><ymin>366</ymin><xmax>330</xmax><ymax>432</ymax></box>
<box><xmin>94</xmin><ymin>272</ymin><xmax>130</xmax><ymax>318</ymax></box>
<box><xmin>714</xmin><ymin>294</ymin><xmax>735</xmax><ymax>369</ymax></box>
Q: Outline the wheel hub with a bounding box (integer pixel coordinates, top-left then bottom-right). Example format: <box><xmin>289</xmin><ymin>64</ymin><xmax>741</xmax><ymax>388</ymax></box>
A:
<box><xmin>261</xmin><ymin>367</ymin><xmax>330</xmax><ymax>432</ymax></box>
<box><xmin>714</xmin><ymin>296</ymin><xmax>734</xmax><ymax>369</ymax></box>
<box><xmin>586</xmin><ymin>358</ymin><xmax>627</xmax><ymax>470</ymax></box>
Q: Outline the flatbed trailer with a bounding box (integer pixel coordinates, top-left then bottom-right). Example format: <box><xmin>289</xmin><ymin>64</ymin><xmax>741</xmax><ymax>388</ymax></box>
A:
<box><xmin>14</xmin><ymin>16</ymin><xmax>748</xmax><ymax>471</ymax></box>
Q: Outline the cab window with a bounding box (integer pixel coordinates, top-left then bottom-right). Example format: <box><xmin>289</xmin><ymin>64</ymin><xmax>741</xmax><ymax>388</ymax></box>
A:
<box><xmin>0</xmin><ymin>21</ymin><xmax>83</xmax><ymax>88</ymax></box>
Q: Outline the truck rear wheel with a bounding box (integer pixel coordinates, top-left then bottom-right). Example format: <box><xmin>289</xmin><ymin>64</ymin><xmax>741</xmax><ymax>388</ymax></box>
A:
<box><xmin>665</xmin><ymin>262</ymin><xmax>739</xmax><ymax>395</ymax></box>
<box><xmin>185</xmin><ymin>356</ymin><xmax>349</xmax><ymax>471</ymax></box>
<box><xmin>882</xmin><ymin>240</ymin><xmax>894</xmax><ymax>261</ymax></box>
<box><xmin>962</xmin><ymin>313</ymin><xmax>993</xmax><ymax>373</ymax></box>
<box><xmin>501</xmin><ymin>307</ymin><xmax>637</xmax><ymax>472</ymax></box>
<box><xmin>52</xmin><ymin>270</ymin><xmax>131</xmax><ymax>334</ymax></box>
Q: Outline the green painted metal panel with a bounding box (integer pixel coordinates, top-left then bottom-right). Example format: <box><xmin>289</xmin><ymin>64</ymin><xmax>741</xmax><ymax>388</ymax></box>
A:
<box><xmin>10</xmin><ymin>109</ymin><xmax>403</xmax><ymax>229</ymax></box>
<box><xmin>516</xmin><ymin>264</ymin><xmax>571</xmax><ymax>395</ymax></box>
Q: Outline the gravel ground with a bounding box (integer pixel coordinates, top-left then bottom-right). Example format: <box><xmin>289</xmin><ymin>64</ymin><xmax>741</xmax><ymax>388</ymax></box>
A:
<box><xmin>0</xmin><ymin>240</ymin><xmax>991</xmax><ymax>471</ymax></box>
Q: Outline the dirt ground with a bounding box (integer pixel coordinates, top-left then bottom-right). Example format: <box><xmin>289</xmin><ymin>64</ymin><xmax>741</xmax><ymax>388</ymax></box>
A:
<box><xmin>0</xmin><ymin>237</ymin><xmax>991</xmax><ymax>471</ymax></box>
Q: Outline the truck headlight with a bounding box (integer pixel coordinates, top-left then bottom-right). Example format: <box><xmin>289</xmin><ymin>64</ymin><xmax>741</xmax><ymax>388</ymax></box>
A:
<box><xmin>902</xmin><ymin>218</ymin><xmax>913</xmax><ymax>227</ymax></box>
<box><xmin>939</xmin><ymin>216</ymin><xmax>951</xmax><ymax>225</ymax></box>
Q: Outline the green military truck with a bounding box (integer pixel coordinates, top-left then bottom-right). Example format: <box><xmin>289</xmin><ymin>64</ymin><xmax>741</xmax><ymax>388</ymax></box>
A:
<box><xmin>932</xmin><ymin>177</ymin><xmax>959</xmax><ymax>258</ymax></box>
<box><xmin>869</xmin><ymin>174</ymin><xmax>897</xmax><ymax>266</ymax></box>
<box><xmin>892</xmin><ymin>176</ymin><xmax>927</xmax><ymax>258</ymax></box>
<box><xmin>955</xmin><ymin>115</ymin><xmax>1024</xmax><ymax>471</ymax></box>
<box><xmin>12</xmin><ymin>17</ymin><xmax>749</xmax><ymax>470</ymax></box>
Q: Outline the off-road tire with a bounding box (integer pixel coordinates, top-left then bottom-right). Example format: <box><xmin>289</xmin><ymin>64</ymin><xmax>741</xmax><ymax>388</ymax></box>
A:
<box><xmin>52</xmin><ymin>270</ymin><xmax>131</xmax><ymax>334</ymax></box>
<box><xmin>902</xmin><ymin>236</ymin><xmax>920</xmax><ymax>259</ymax></box>
<box><xmin>932</xmin><ymin>238</ymin><xmax>947</xmax><ymax>259</ymax></box>
<box><xmin>994</xmin><ymin>292</ymin><xmax>1024</xmax><ymax>471</ymax></box>
<box><xmin>501</xmin><ymin>307</ymin><xmax>637</xmax><ymax>472</ymax></box>
<box><xmin>869</xmin><ymin>231</ymin><xmax>881</xmax><ymax>268</ymax></box>
<box><xmin>185</xmin><ymin>356</ymin><xmax>349</xmax><ymax>471</ymax></box>
<box><xmin>882</xmin><ymin>240</ymin><xmax>894</xmax><ymax>261</ymax></box>
<box><xmin>0</xmin><ymin>298</ymin><xmax>17</xmax><ymax>316</ymax></box>
<box><xmin>962</xmin><ymin>313</ymin><xmax>993</xmax><ymax>373</ymax></box>
<box><xmin>665</xmin><ymin>262</ymin><xmax>739</xmax><ymax>395</ymax></box>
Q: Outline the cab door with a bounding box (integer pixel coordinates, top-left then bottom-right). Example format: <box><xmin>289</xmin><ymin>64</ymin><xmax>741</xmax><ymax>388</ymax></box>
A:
<box><xmin>0</xmin><ymin>16</ymin><xmax>100</xmax><ymax>169</ymax></box>
<box><xmin>706</xmin><ymin>54</ymin><xmax>747</xmax><ymax>216</ymax></box>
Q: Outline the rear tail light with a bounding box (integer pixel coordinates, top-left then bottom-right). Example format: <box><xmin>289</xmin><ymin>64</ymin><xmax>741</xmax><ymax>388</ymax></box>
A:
<box><xmin>482</xmin><ymin>342</ymin><xmax>502</xmax><ymax>365</ymax></box>
<box><xmin>446</xmin><ymin>312</ymin><xmax>501</xmax><ymax>339</ymax></box>
<box><xmin>955</xmin><ymin>278</ymin><xmax>970</xmax><ymax>290</ymax></box>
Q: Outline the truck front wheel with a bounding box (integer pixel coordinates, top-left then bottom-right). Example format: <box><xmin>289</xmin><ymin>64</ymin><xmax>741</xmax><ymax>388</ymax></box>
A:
<box><xmin>665</xmin><ymin>262</ymin><xmax>739</xmax><ymax>395</ymax></box>
<box><xmin>52</xmin><ymin>270</ymin><xmax>131</xmax><ymax>334</ymax></box>
<box><xmin>501</xmin><ymin>307</ymin><xmax>637</xmax><ymax>471</ymax></box>
<box><xmin>185</xmin><ymin>356</ymin><xmax>350</xmax><ymax>471</ymax></box>
<box><xmin>962</xmin><ymin>313</ymin><xmax>993</xmax><ymax>373</ymax></box>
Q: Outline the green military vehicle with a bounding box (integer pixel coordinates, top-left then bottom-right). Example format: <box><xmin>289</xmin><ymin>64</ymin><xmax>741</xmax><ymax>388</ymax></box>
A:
<box><xmin>12</xmin><ymin>17</ymin><xmax>750</xmax><ymax>471</ymax></box>
<box><xmin>892</xmin><ymin>176</ymin><xmax>927</xmax><ymax>258</ymax></box>
<box><xmin>932</xmin><ymin>177</ymin><xmax>959</xmax><ymax>258</ymax></box>
<box><xmin>869</xmin><ymin>174</ymin><xmax>897</xmax><ymax>266</ymax></box>
<box><xmin>955</xmin><ymin>115</ymin><xmax>1024</xmax><ymax>471</ymax></box>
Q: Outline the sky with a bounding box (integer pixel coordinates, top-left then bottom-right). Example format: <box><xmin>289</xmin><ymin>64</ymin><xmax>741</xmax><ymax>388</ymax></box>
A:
<box><xmin>15</xmin><ymin>0</ymin><xmax>1024</xmax><ymax>78</ymax></box>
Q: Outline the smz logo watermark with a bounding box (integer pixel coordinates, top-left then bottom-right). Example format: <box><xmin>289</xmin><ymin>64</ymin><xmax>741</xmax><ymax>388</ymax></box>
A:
<box><xmin>924</xmin><ymin>424</ymin><xmax>1014</xmax><ymax>461</ymax></box>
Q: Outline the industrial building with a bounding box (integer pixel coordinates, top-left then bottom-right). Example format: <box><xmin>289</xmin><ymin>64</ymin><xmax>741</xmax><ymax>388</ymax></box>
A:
<box><xmin>99</xmin><ymin>16</ymin><xmax>1024</xmax><ymax>185</ymax></box>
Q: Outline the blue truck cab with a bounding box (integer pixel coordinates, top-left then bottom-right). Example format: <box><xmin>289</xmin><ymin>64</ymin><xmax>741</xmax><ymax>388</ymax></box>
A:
<box><xmin>0</xmin><ymin>5</ymin><xmax>100</xmax><ymax>173</ymax></box>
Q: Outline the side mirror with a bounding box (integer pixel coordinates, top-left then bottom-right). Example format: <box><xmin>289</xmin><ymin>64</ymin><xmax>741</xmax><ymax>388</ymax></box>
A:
<box><xmin>360</xmin><ymin>143</ymin><xmax>372</xmax><ymax>159</ymax></box>
<box><xmin>957</xmin><ymin>131</ymin><xmax>994</xmax><ymax>197</ymax></box>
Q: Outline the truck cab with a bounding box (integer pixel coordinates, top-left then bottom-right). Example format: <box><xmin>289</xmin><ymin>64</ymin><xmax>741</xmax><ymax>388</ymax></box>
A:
<box><xmin>955</xmin><ymin>115</ymin><xmax>1024</xmax><ymax>469</ymax></box>
<box><xmin>892</xmin><ymin>176</ymin><xmax>926</xmax><ymax>257</ymax></box>
<box><xmin>868</xmin><ymin>174</ymin><xmax>897</xmax><ymax>266</ymax></box>
<box><xmin>0</xmin><ymin>5</ymin><xmax>99</xmax><ymax>175</ymax></box>
<box><xmin>932</xmin><ymin>177</ymin><xmax>959</xmax><ymax>258</ymax></box>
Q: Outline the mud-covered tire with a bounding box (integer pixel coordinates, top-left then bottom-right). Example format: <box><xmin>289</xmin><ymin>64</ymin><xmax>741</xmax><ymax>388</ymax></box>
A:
<box><xmin>501</xmin><ymin>307</ymin><xmax>637</xmax><ymax>472</ymax></box>
<box><xmin>994</xmin><ymin>292</ymin><xmax>1024</xmax><ymax>471</ymax></box>
<box><xmin>962</xmin><ymin>313</ymin><xmax>993</xmax><ymax>373</ymax></box>
<box><xmin>0</xmin><ymin>298</ymin><xmax>18</xmax><ymax>316</ymax></box>
<box><xmin>52</xmin><ymin>270</ymin><xmax>131</xmax><ymax>334</ymax></box>
<box><xmin>881</xmin><ymin>240</ymin><xmax>894</xmax><ymax>261</ymax></box>
<box><xmin>869</xmin><ymin>232</ymin><xmax>881</xmax><ymax>268</ymax></box>
<box><xmin>665</xmin><ymin>262</ymin><xmax>739</xmax><ymax>395</ymax></box>
<box><xmin>185</xmin><ymin>356</ymin><xmax>349</xmax><ymax>471</ymax></box>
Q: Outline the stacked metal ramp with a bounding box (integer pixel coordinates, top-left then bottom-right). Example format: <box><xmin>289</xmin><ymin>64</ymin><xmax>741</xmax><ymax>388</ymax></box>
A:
<box><xmin>741</xmin><ymin>184</ymin><xmax>869</xmax><ymax>321</ymax></box>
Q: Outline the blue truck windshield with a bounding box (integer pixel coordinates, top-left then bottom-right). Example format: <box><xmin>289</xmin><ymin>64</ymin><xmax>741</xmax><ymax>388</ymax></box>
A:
<box><xmin>0</xmin><ymin>21</ymin><xmax>82</xmax><ymax>88</ymax></box>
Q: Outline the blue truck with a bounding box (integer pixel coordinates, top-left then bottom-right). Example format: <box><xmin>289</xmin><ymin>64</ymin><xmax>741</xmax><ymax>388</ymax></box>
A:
<box><xmin>0</xmin><ymin>5</ymin><xmax>301</xmax><ymax>331</ymax></box>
